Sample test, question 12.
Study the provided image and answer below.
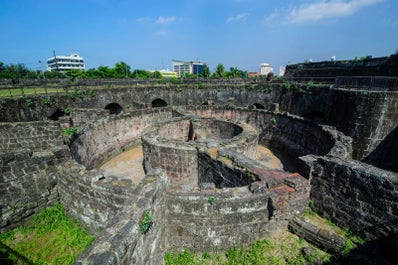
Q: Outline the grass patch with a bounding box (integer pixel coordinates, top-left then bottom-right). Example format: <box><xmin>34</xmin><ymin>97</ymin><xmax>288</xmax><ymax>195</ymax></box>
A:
<box><xmin>0</xmin><ymin>203</ymin><xmax>94</xmax><ymax>265</ymax></box>
<box><xmin>164</xmin><ymin>231</ymin><xmax>331</xmax><ymax>265</ymax></box>
<box><xmin>0</xmin><ymin>87</ymin><xmax>64</xmax><ymax>97</ymax></box>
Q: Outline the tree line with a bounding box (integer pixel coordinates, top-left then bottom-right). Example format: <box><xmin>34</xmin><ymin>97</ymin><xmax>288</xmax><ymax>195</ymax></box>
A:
<box><xmin>0</xmin><ymin>61</ymin><xmax>256</xmax><ymax>83</ymax></box>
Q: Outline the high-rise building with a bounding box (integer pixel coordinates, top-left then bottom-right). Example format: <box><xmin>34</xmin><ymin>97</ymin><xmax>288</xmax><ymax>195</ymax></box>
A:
<box><xmin>172</xmin><ymin>60</ymin><xmax>207</xmax><ymax>77</ymax></box>
<box><xmin>47</xmin><ymin>53</ymin><xmax>85</xmax><ymax>72</ymax></box>
<box><xmin>259</xmin><ymin>63</ymin><xmax>273</xmax><ymax>76</ymax></box>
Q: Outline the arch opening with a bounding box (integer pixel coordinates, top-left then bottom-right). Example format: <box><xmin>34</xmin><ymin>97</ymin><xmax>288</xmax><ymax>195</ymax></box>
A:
<box><xmin>48</xmin><ymin>109</ymin><xmax>65</xmax><ymax>121</ymax></box>
<box><xmin>151</xmin><ymin>98</ymin><xmax>168</xmax><ymax>108</ymax></box>
<box><xmin>105</xmin><ymin>103</ymin><xmax>123</xmax><ymax>115</ymax></box>
<box><xmin>253</xmin><ymin>103</ymin><xmax>265</xmax><ymax>109</ymax></box>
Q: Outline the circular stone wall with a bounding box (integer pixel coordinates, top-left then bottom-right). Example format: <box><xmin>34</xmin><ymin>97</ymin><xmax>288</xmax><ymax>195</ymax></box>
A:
<box><xmin>141</xmin><ymin>116</ymin><xmax>259</xmax><ymax>190</ymax></box>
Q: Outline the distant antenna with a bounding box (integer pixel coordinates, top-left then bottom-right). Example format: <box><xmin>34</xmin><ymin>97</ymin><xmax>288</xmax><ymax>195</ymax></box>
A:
<box><xmin>53</xmin><ymin>50</ymin><xmax>59</xmax><ymax>71</ymax></box>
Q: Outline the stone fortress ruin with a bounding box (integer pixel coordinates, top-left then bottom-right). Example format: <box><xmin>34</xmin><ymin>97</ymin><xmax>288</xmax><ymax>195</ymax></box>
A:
<box><xmin>1</xmin><ymin>55</ymin><xmax>398</xmax><ymax>264</ymax></box>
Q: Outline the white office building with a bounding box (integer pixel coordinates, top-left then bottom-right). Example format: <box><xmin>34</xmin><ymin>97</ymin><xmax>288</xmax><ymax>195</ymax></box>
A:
<box><xmin>172</xmin><ymin>60</ymin><xmax>206</xmax><ymax>77</ymax></box>
<box><xmin>47</xmin><ymin>53</ymin><xmax>85</xmax><ymax>72</ymax></box>
<box><xmin>259</xmin><ymin>63</ymin><xmax>273</xmax><ymax>76</ymax></box>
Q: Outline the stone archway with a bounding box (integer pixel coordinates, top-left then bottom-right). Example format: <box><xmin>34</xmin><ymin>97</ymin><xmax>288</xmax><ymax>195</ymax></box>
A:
<box><xmin>151</xmin><ymin>98</ymin><xmax>167</xmax><ymax>108</ymax></box>
<box><xmin>253</xmin><ymin>103</ymin><xmax>265</xmax><ymax>109</ymax></box>
<box><xmin>105</xmin><ymin>103</ymin><xmax>123</xmax><ymax>115</ymax></box>
<box><xmin>48</xmin><ymin>108</ymin><xmax>65</xmax><ymax>121</ymax></box>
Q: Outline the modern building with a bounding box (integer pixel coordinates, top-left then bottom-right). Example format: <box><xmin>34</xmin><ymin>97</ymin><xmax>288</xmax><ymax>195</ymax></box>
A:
<box><xmin>259</xmin><ymin>63</ymin><xmax>273</xmax><ymax>76</ymax></box>
<box><xmin>279</xmin><ymin>66</ymin><xmax>286</xmax><ymax>76</ymax></box>
<box><xmin>172</xmin><ymin>60</ymin><xmax>207</xmax><ymax>77</ymax></box>
<box><xmin>149</xmin><ymin>70</ymin><xmax>178</xmax><ymax>78</ymax></box>
<box><xmin>47</xmin><ymin>53</ymin><xmax>85</xmax><ymax>72</ymax></box>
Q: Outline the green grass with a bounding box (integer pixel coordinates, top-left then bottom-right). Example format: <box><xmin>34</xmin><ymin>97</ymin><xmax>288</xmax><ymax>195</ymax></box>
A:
<box><xmin>0</xmin><ymin>87</ymin><xmax>64</xmax><ymax>97</ymax></box>
<box><xmin>164</xmin><ymin>231</ymin><xmax>331</xmax><ymax>265</ymax></box>
<box><xmin>0</xmin><ymin>203</ymin><xmax>94</xmax><ymax>265</ymax></box>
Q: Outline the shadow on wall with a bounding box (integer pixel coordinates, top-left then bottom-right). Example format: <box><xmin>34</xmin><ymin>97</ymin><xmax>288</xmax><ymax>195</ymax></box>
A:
<box><xmin>363</xmin><ymin>126</ymin><xmax>398</xmax><ymax>172</ymax></box>
<box><xmin>324</xmin><ymin>232</ymin><xmax>398</xmax><ymax>265</ymax></box>
<box><xmin>105</xmin><ymin>103</ymin><xmax>123</xmax><ymax>115</ymax></box>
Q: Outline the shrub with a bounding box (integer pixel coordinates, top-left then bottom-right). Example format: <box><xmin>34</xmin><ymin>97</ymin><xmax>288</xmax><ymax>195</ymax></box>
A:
<box><xmin>140</xmin><ymin>210</ymin><xmax>153</xmax><ymax>235</ymax></box>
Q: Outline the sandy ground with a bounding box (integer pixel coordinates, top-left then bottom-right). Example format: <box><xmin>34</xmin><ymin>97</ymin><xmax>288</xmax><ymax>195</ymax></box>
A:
<box><xmin>99</xmin><ymin>145</ymin><xmax>145</xmax><ymax>183</ymax></box>
<box><xmin>99</xmin><ymin>144</ymin><xmax>293</xmax><ymax>183</ymax></box>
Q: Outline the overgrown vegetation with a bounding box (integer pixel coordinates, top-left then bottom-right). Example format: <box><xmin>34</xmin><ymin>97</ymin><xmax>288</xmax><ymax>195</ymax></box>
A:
<box><xmin>303</xmin><ymin>207</ymin><xmax>366</xmax><ymax>257</ymax></box>
<box><xmin>0</xmin><ymin>203</ymin><xmax>94</xmax><ymax>264</ymax></box>
<box><xmin>164</xmin><ymin>231</ymin><xmax>331</xmax><ymax>265</ymax></box>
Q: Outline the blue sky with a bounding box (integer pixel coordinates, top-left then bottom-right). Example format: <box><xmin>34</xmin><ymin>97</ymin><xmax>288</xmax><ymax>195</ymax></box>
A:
<box><xmin>0</xmin><ymin>0</ymin><xmax>397</xmax><ymax>74</ymax></box>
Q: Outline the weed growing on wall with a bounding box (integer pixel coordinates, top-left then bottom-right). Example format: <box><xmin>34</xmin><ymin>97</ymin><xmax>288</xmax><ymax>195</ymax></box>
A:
<box><xmin>64</xmin><ymin>107</ymin><xmax>71</xmax><ymax>115</ymax></box>
<box><xmin>208</xmin><ymin>196</ymin><xmax>215</xmax><ymax>205</ymax></box>
<box><xmin>270</xmin><ymin>117</ymin><xmax>277</xmax><ymax>125</ymax></box>
<box><xmin>42</xmin><ymin>98</ymin><xmax>54</xmax><ymax>106</ymax></box>
<box><xmin>26</xmin><ymin>99</ymin><xmax>33</xmax><ymax>107</ymax></box>
<box><xmin>140</xmin><ymin>210</ymin><xmax>153</xmax><ymax>234</ymax></box>
<box><xmin>0</xmin><ymin>203</ymin><xmax>94</xmax><ymax>264</ymax></box>
<box><xmin>62</xmin><ymin>127</ymin><xmax>77</xmax><ymax>136</ymax></box>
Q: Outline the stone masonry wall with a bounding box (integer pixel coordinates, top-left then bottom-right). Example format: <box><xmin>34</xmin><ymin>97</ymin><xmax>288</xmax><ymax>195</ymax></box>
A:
<box><xmin>70</xmin><ymin>108</ymin><xmax>110</xmax><ymax>128</ymax></box>
<box><xmin>185</xmin><ymin>107</ymin><xmax>345</xmax><ymax>159</ymax></box>
<box><xmin>75</xmin><ymin>171</ymin><xmax>169</xmax><ymax>265</ymax></box>
<box><xmin>309</xmin><ymin>156</ymin><xmax>398</xmax><ymax>240</ymax></box>
<box><xmin>326</xmin><ymin>88</ymin><xmax>398</xmax><ymax>170</ymax></box>
<box><xmin>165</xmin><ymin>148</ymin><xmax>310</xmax><ymax>252</ymax></box>
<box><xmin>70</xmin><ymin>108</ymin><xmax>172</xmax><ymax>169</ymax></box>
<box><xmin>0</xmin><ymin>146</ymin><xmax>69</xmax><ymax>232</ymax></box>
<box><xmin>57</xmin><ymin>160</ymin><xmax>137</xmax><ymax>232</ymax></box>
<box><xmin>0</xmin><ymin>121</ymin><xmax>64</xmax><ymax>152</ymax></box>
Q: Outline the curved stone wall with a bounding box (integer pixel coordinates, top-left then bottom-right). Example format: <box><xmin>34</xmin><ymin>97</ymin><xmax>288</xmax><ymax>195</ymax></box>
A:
<box><xmin>184</xmin><ymin>107</ymin><xmax>352</xmax><ymax>163</ymax></box>
<box><xmin>141</xmin><ymin>116</ymin><xmax>259</xmax><ymax>190</ymax></box>
<box><xmin>70</xmin><ymin>108</ymin><xmax>172</xmax><ymax>169</ymax></box>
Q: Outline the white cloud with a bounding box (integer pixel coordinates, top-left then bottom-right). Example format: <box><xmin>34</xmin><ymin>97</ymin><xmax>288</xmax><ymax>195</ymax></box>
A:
<box><xmin>227</xmin><ymin>13</ymin><xmax>249</xmax><ymax>23</ymax></box>
<box><xmin>263</xmin><ymin>10</ymin><xmax>280</xmax><ymax>25</ymax></box>
<box><xmin>136</xmin><ymin>17</ymin><xmax>151</xmax><ymax>23</ymax></box>
<box><xmin>286</xmin><ymin>0</ymin><xmax>383</xmax><ymax>24</ymax></box>
<box><xmin>156</xmin><ymin>16</ymin><xmax>177</xmax><ymax>24</ymax></box>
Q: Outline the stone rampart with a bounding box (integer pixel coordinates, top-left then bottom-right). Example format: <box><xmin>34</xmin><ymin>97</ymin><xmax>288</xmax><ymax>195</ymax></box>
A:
<box><xmin>326</xmin><ymin>88</ymin><xmax>398</xmax><ymax>170</ymax></box>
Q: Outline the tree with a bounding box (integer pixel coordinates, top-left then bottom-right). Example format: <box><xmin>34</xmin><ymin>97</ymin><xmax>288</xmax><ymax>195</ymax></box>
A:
<box><xmin>151</xmin><ymin>71</ymin><xmax>162</xmax><ymax>79</ymax></box>
<box><xmin>130</xmin><ymin>69</ymin><xmax>151</xmax><ymax>79</ymax></box>
<box><xmin>200</xmin><ymin>65</ymin><xmax>210</xmax><ymax>78</ymax></box>
<box><xmin>65</xmin><ymin>69</ymin><xmax>86</xmax><ymax>81</ymax></box>
<box><xmin>114</xmin><ymin>61</ymin><xmax>131</xmax><ymax>78</ymax></box>
<box><xmin>213</xmin><ymin>64</ymin><xmax>225</xmax><ymax>78</ymax></box>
